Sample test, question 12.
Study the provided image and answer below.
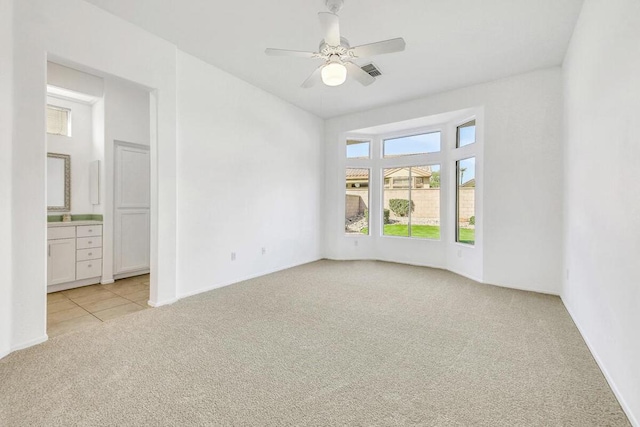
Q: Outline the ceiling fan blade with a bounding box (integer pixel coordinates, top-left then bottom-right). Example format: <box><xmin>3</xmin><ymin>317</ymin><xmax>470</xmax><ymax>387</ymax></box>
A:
<box><xmin>318</xmin><ymin>12</ymin><xmax>341</xmax><ymax>46</ymax></box>
<box><xmin>301</xmin><ymin>65</ymin><xmax>324</xmax><ymax>88</ymax></box>
<box><xmin>350</xmin><ymin>38</ymin><xmax>406</xmax><ymax>58</ymax></box>
<box><xmin>265</xmin><ymin>48</ymin><xmax>318</xmax><ymax>58</ymax></box>
<box><xmin>344</xmin><ymin>62</ymin><xmax>375</xmax><ymax>86</ymax></box>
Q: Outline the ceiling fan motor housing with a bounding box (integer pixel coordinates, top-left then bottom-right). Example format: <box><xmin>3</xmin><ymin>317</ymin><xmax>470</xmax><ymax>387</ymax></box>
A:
<box><xmin>318</xmin><ymin>37</ymin><xmax>350</xmax><ymax>58</ymax></box>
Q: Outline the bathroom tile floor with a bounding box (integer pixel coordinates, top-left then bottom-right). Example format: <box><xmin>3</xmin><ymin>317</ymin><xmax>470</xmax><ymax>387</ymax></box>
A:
<box><xmin>47</xmin><ymin>274</ymin><xmax>150</xmax><ymax>338</ymax></box>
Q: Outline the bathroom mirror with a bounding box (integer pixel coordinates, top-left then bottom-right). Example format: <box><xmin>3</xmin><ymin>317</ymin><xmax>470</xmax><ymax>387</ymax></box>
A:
<box><xmin>47</xmin><ymin>153</ymin><xmax>71</xmax><ymax>212</ymax></box>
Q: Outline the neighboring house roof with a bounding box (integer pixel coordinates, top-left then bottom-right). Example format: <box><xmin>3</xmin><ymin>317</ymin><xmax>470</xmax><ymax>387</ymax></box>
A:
<box><xmin>461</xmin><ymin>178</ymin><xmax>476</xmax><ymax>187</ymax></box>
<box><xmin>346</xmin><ymin>168</ymin><xmax>370</xmax><ymax>179</ymax></box>
<box><xmin>383</xmin><ymin>166</ymin><xmax>432</xmax><ymax>178</ymax></box>
<box><xmin>347</xmin><ymin>166</ymin><xmax>433</xmax><ymax>180</ymax></box>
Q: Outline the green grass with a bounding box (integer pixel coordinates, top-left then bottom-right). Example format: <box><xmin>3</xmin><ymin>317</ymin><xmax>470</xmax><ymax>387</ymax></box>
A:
<box><xmin>360</xmin><ymin>225</ymin><xmax>475</xmax><ymax>244</ymax></box>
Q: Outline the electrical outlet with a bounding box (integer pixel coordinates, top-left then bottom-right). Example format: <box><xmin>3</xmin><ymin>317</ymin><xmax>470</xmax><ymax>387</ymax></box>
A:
<box><xmin>261</xmin><ymin>247</ymin><xmax>266</xmax><ymax>255</ymax></box>
<box><xmin>457</xmin><ymin>249</ymin><xmax>462</xmax><ymax>258</ymax></box>
<box><xmin>354</xmin><ymin>240</ymin><xmax>358</xmax><ymax>247</ymax></box>
<box><xmin>231</xmin><ymin>252</ymin><xmax>236</xmax><ymax>261</ymax></box>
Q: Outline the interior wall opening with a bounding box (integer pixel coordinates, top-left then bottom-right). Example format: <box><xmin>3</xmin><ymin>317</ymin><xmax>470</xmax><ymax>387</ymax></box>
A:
<box><xmin>45</xmin><ymin>60</ymin><xmax>155</xmax><ymax>336</ymax></box>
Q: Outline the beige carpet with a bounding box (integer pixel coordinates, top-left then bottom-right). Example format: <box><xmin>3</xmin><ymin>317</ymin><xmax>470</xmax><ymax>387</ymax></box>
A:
<box><xmin>0</xmin><ymin>260</ymin><xmax>629</xmax><ymax>426</ymax></box>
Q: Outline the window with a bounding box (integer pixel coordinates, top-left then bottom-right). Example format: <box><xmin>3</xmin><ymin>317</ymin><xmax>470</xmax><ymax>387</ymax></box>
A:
<box><xmin>456</xmin><ymin>120</ymin><xmax>475</xmax><ymax>148</ymax></box>
<box><xmin>456</xmin><ymin>157</ymin><xmax>475</xmax><ymax>245</ymax></box>
<box><xmin>383</xmin><ymin>165</ymin><xmax>440</xmax><ymax>239</ymax></box>
<box><xmin>46</xmin><ymin>105</ymin><xmax>71</xmax><ymax>136</ymax></box>
<box><xmin>383</xmin><ymin>132</ymin><xmax>440</xmax><ymax>158</ymax></box>
<box><xmin>346</xmin><ymin>140</ymin><xmax>370</xmax><ymax>159</ymax></box>
<box><xmin>345</xmin><ymin>168</ymin><xmax>370</xmax><ymax>235</ymax></box>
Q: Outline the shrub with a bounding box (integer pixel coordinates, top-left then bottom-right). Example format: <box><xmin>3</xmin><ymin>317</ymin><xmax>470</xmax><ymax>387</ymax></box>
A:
<box><xmin>389</xmin><ymin>199</ymin><xmax>414</xmax><ymax>217</ymax></box>
<box><xmin>364</xmin><ymin>209</ymin><xmax>389</xmax><ymax>224</ymax></box>
<box><xmin>383</xmin><ymin>209</ymin><xmax>390</xmax><ymax>224</ymax></box>
<box><xmin>469</xmin><ymin>215</ymin><xmax>475</xmax><ymax>225</ymax></box>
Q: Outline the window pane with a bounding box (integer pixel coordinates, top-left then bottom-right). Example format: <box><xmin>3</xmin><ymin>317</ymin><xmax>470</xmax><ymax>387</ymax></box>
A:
<box><xmin>383</xmin><ymin>132</ymin><xmax>440</xmax><ymax>157</ymax></box>
<box><xmin>345</xmin><ymin>168</ymin><xmax>369</xmax><ymax>234</ymax></box>
<box><xmin>456</xmin><ymin>157</ymin><xmax>475</xmax><ymax>245</ymax></box>
<box><xmin>47</xmin><ymin>105</ymin><xmax>70</xmax><ymax>136</ymax></box>
<box><xmin>410</xmin><ymin>165</ymin><xmax>440</xmax><ymax>240</ymax></box>
<box><xmin>346</xmin><ymin>140</ymin><xmax>370</xmax><ymax>159</ymax></box>
<box><xmin>456</xmin><ymin>120</ymin><xmax>476</xmax><ymax>148</ymax></box>
<box><xmin>383</xmin><ymin>167</ymin><xmax>410</xmax><ymax>237</ymax></box>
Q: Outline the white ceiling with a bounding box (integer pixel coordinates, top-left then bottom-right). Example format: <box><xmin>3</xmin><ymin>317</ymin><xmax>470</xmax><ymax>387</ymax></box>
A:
<box><xmin>83</xmin><ymin>0</ymin><xmax>584</xmax><ymax>119</ymax></box>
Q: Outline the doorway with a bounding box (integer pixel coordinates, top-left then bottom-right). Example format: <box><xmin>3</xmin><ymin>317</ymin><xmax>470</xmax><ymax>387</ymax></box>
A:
<box><xmin>45</xmin><ymin>61</ymin><xmax>156</xmax><ymax>337</ymax></box>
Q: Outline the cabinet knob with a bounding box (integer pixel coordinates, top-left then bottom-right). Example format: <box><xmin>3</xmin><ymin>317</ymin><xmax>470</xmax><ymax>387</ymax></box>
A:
<box><xmin>88</xmin><ymin>241</ymin><xmax>92</xmax><ymax>244</ymax></box>
<box><xmin>88</xmin><ymin>253</ymin><xmax>92</xmax><ymax>256</ymax></box>
<box><xmin>88</xmin><ymin>229</ymin><xmax>92</xmax><ymax>232</ymax></box>
<box><xmin>88</xmin><ymin>264</ymin><xmax>92</xmax><ymax>268</ymax></box>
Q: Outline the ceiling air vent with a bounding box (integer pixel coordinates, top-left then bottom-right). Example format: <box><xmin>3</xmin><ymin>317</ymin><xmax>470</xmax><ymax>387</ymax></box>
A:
<box><xmin>361</xmin><ymin>63</ymin><xmax>382</xmax><ymax>77</ymax></box>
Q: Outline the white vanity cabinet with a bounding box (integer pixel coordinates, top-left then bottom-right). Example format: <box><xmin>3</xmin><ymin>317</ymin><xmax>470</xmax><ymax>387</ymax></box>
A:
<box><xmin>47</xmin><ymin>237</ymin><xmax>76</xmax><ymax>286</ymax></box>
<box><xmin>47</xmin><ymin>222</ymin><xmax>103</xmax><ymax>292</ymax></box>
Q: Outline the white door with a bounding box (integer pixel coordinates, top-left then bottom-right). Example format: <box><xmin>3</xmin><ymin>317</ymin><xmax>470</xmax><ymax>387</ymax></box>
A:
<box><xmin>48</xmin><ymin>238</ymin><xmax>76</xmax><ymax>286</ymax></box>
<box><xmin>114</xmin><ymin>143</ymin><xmax>150</xmax><ymax>275</ymax></box>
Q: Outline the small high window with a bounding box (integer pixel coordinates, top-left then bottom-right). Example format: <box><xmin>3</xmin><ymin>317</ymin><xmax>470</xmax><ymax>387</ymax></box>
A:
<box><xmin>383</xmin><ymin>132</ymin><xmax>440</xmax><ymax>158</ymax></box>
<box><xmin>46</xmin><ymin>105</ymin><xmax>71</xmax><ymax>137</ymax></box>
<box><xmin>456</xmin><ymin>120</ymin><xmax>476</xmax><ymax>148</ymax></box>
<box><xmin>346</xmin><ymin>140</ymin><xmax>370</xmax><ymax>159</ymax></box>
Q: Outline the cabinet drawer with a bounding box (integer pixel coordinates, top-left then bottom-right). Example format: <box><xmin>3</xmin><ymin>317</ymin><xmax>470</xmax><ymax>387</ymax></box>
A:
<box><xmin>48</xmin><ymin>227</ymin><xmax>76</xmax><ymax>240</ymax></box>
<box><xmin>76</xmin><ymin>236</ymin><xmax>102</xmax><ymax>249</ymax></box>
<box><xmin>77</xmin><ymin>225</ymin><xmax>102</xmax><ymax>237</ymax></box>
<box><xmin>76</xmin><ymin>259</ymin><xmax>102</xmax><ymax>280</ymax></box>
<box><xmin>77</xmin><ymin>248</ymin><xmax>102</xmax><ymax>261</ymax></box>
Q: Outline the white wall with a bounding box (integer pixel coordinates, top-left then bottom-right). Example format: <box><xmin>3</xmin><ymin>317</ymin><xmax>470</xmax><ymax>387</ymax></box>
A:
<box><xmin>46</xmin><ymin>96</ymin><xmax>98</xmax><ymax>215</ymax></box>
<box><xmin>324</xmin><ymin>68</ymin><xmax>564</xmax><ymax>294</ymax></box>
<box><xmin>11</xmin><ymin>0</ymin><xmax>177</xmax><ymax>351</ymax></box>
<box><xmin>0</xmin><ymin>0</ymin><xmax>13</xmax><ymax>358</ymax></box>
<box><xmin>563</xmin><ymin>0</ymin><xmax>640</xmax><ymax>424</ymax></box>
<box><xmin>175</xmin><ymin>51</ymin><xmax>324</xmax><ymax>297</ymax></box>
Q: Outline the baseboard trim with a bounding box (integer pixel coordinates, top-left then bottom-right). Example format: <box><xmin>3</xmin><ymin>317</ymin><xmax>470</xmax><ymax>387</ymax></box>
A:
<box><xmin>446</xmin><ymin>266</ymin><xmax>484</xmax><ymax>284</ymax></box>
<box><xmin>147</xmin><ymin>298</ymin><xmax>178</xmax><ymax>308</ymax></box>
<box><xmin>324</xmin><ymin>256</ymin><xmax>447</xmax><ymax>271</ymax></box>
<box><xmin>48</xmin><ymin>277</ymin><xmax>101</xmax><ymax>293</ymax></box>
<box><xmin>325</xmin><ymin>257</ymin><xmax>561</xmax><ymax>295</ymax></box>
<box><xmin>562</xmin><ymin>299</ymin><xmax>638</xmax><ymax>427</ymax></box>
<box><xmin>11</xmin><ymin>334</ymin><xmax>48</xmax><ymax>353</ymax></box>
<box><xmin>481</xmin><ymin>280</ymin><xmax>560</xmax><ymax>296</ymax></box>
<box><xmin>0</xmin><ymin>348</ymin><xmax>10</xmax><ymax>360</ymax></box>
<box><xmin>178</xmin><ymin>258</ymin><xmax>322</xmax><ymax>299</ymax></box>
<box><xmin>114</xmin><ymin>269</ymin><xmax>150</xmax><ymax>281</ymax></box>
<box><xmin>100</xmin><ymin>279</ymin><xmax>115</xmax><ymax>285</ymax></box>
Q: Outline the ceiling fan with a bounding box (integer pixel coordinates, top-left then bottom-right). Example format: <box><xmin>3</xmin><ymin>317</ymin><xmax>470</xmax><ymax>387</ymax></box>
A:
<box><xmin>265</xmin><ymin>0</ymin><xmax>406</xmax><ymax>88</ymax></box>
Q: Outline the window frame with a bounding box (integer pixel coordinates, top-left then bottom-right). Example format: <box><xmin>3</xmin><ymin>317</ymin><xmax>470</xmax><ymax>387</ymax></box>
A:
<box><xmin>377</xmin><ymin>124</ymin><xmax>444</xmax><ymax>241</ymax></box>
<box><xmin>450</xmin><ymin>116</ymin><xmax>479</xmax><ymax>247</ymax></box>
<box><xmin>381</xmin><ymin>163</ymin><xmax>442</xmax><ymax>240</ymax></box>
<box><xmin>344</xmin><ymin>133</ymin><xmax>373</xmax><ymax>237</ymax></box>
<box><xmin>344</xmin><ymin>166</ymin><xmax>371</xmax><ymax>236</ymax></box>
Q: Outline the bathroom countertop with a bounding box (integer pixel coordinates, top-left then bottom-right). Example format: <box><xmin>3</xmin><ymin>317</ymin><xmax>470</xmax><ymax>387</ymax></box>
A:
<box><xmin>47</xmin><ymin>220</ymin><xmax>103</xmax><ymax>227</ymax></box>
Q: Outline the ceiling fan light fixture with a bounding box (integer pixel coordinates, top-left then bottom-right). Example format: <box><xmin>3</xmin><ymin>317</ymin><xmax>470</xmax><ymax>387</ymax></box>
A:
<box><xmin>321</xmin><ymin>61</ymin><xmax>347</xmax><ymax>86</ymax></box>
